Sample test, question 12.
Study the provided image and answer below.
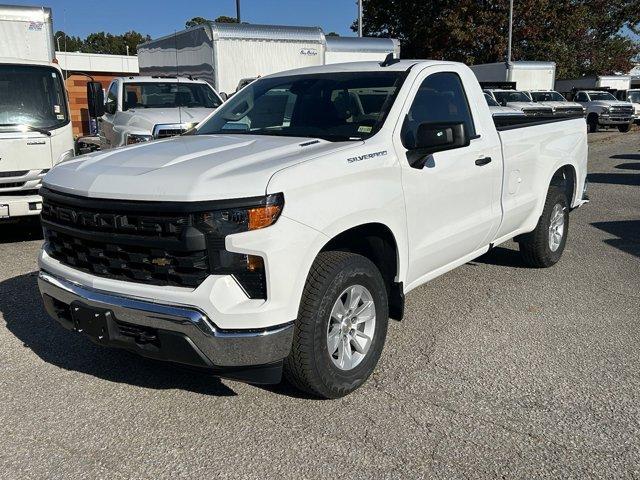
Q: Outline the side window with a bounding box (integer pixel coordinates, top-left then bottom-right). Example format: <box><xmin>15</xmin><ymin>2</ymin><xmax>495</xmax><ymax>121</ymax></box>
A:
<box><xmin>105</xmin><ymin>82</ymin><xmax>118</xmax><ymax>114</ymax></box>
<box><xmin>402</xmin><ymin>72</ymin><xmax>476</xmax><ymax>150</ymax></box>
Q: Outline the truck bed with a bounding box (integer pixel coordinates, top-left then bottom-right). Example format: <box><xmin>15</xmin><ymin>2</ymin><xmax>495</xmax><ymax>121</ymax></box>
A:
<box><xmin>493</xmin><ymin>115</ymin><xmax>585</xmax><ymax>131</ymax></box>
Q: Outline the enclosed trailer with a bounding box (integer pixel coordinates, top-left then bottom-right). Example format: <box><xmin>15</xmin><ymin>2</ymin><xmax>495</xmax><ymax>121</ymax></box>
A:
<box><xmin>555</xmin><ymin>75</ymin><xmax>632</xmax><ymax>94</ymax></box>
<box><xmin>138</xmin><ymin>23</ymin><xmax>326</xmax><ymax>95</ymax></box>
<box><xmin>138</xmin><ymin>23</ymin><xmax>400</xmax><ymax>95</ymax></box>
<box><xmin>324</xmin><ymin>36</ymin><xmax>400</xmax><ymax>64</ymax></box>
<box><xmin>470</xmin><ymin>61</ymin><xmax>556</xmax><ymax>91</ymax></box>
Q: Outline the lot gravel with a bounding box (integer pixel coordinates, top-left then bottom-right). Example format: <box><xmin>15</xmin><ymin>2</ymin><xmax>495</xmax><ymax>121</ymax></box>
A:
<box><xmin>1</xmin><ymin>129</ymin><xmax>639</xmax><ymax>479</ymax></box>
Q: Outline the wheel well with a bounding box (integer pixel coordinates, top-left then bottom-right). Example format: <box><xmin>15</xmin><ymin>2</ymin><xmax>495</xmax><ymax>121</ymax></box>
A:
<box><xmin>551</xmin><ymin>165</ymin><xmax>576</xmax><ymax>206</ymax></box>
<box><xmin>587</xmin><ymin>112</ymin><xmax>598</xmax><ymax>121</ymax></box>
<box><xmin>321</xmin><ymin>223</ymin><xmax>404</xmax><ymax>320</ymax></box>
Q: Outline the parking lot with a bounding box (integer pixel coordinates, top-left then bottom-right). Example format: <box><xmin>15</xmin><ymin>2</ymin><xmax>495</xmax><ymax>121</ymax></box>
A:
<box><xmin>0</xmin><ymin>129</ymin><xmax>638</xmax><ymax>479</ymax></box>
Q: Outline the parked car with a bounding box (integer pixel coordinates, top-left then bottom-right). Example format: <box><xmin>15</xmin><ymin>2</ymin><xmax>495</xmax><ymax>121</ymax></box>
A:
<box><xmin>484</xmin><ymin>93</ymin><xmax>526</xmax><ymax>118</ymax></box>
<box><xmin>93</xmin><ymin>76</ymin><xmax>224</xmax><ymax>149</ymax></box>
<box><xmin>572</xmin><ymin>90</ymin><xmax>634</xmax><ymax>132</ymax></box>
<box><xmin>484</xmin><ymin>89</ymin><xmax>554</xmax><ymax>116</ymax></box>
<box><xmin>38</xmin><ymin>60</ymin><xmax>588</xmax><ymax>398</ymax></box>
<box><xmin>527</xmin><ymin>90</ymin><xmax>584</xmax><ymax>117</ymax></box>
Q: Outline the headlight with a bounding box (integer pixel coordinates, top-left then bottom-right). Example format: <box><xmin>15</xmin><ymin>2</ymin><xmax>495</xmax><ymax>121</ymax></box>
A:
<box><xmin>193</xmin><ymin>193</ymin><xmax>284</xmax><ymax>298</ymax></box>
<box><xmin>601</xmin><ymin>107</ymin><xmax>610</xmax><ymax>114</ymax></box>
<box><xmin>125</xmin><ymin>133</ymin><xmax>153</xmax><ymax>145</ymax></box>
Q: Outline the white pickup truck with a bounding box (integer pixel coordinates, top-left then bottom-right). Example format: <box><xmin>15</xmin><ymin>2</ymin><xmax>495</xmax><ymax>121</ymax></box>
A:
<box><xmin>38</xmin><ymin>60</ymin><xmax>588</xmax><ymax>398</ymax></box>
<box><xmin>572</xmin><ymin>90</ymin><xmax>634</xmax><ymax>132</ymax></box>
<box><xmin>94</xmin><ymin>76</ymin><xmax>224</xmax><ymax>149</ymax></box>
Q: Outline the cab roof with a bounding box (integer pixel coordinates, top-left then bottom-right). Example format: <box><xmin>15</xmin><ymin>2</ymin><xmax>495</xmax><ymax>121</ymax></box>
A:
<box><xmin>120</xmin><ymin>75</ymin><xmax>210</xmax><ymax>84</ymax></box>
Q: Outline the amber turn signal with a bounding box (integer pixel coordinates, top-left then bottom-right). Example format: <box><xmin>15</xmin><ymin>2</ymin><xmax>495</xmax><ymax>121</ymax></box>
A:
<box><xmin>248</xmin><ymin>204</ymin><xmax>282</xmax><ymax>231</ymax></box>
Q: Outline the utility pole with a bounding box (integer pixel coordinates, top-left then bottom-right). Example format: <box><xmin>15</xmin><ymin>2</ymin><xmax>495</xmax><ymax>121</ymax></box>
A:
<box><xmin>507</xmin><ymin>0</ymin><xmax>513</xmax><ymax>63</ymax></box>
<box><xmin>236</xmin><ymin>0</ymin><xmax>241</xmax><ymax>23</ymax></box>
<box><xmin>357</xmin><ymin>0</ymin><xmax>363</xmax><ymax>37</ymax></box>
<box><xmin>55</xmin><ymin>34</ymin><xmax>61</xmax><ymax>51</ymax></box>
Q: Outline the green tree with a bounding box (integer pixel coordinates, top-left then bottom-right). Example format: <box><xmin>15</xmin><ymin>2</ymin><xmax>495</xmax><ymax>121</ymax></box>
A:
<box><xmin>186</xmin><ymin>15</ymin><xmax>238</xmax><ymax>28</ymax></box>
<box><xmin>326</xmin><ymin>32</ymin><xmax>340</xmax><ymax>37</ymax></box>
<box><xmin>54</xmin><ymin>30</ymin><xmax>83</xmax><ymax>52</ymax></box>
<box><xmin>355</xmin><ymin>0</ymin><xmax>640</xmax><ymax>78</ymax></box>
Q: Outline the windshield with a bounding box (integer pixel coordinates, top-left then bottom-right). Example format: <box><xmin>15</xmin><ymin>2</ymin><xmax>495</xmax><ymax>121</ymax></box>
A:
<box><xmin>484</xmin><ymin>93</ymin><xmax>499</xmax><ymax>106</ymax></box>
<box><xmin>123</xmin><ymin>82</ymin><xmax>222</xmax><ymax>110</ymax></box>
<box><xmin>492</xmin><ymin>91</ymin><xmax>532</xmax><ymax>104</ymax></box>
<box><xmin>530</xmin><ymin>91</ymin><xmax>566</xmax><ymax>102</ymax></box>
<box><xmin>196</xmin><ymin>71</ymin><xmax>406</xmax><ymax>141</ymax></box>
<box><xmin>627</xmin><ymin>91</ymin><xmax>640</xmax><ymax>103</ymax></box>
<box><xmin>589</xmin><ymin>92</ymin><xmax>617</xmax><ymax>101</ymax></box>
<box><xmin>0</xmin><ymin>65</ymin><xmax>69</xmax><ymax>131</ymax></box>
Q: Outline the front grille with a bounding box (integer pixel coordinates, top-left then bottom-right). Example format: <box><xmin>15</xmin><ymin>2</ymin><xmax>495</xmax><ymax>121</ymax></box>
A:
<box><xmin>523</xmin><ymin>108</ymin><xmax>553</xmax><ymax>116</ymax></box>
<box><xmin>41</xmin><ymin>190</ymin><xmax>210</xmax><ymax>289</ymax></box>
<box><xmin>0</xmin><ymin>170</ymin><xmax>28</xmax><ymax>178</ymax></box>
<box><xmin>45</xmin><ymin>229</ymin><xmax>209</xmax><ymax>287</ymax></box>
<box><xmin>610</xmin><ymin>106</ymin><xmax>634</xmax><ymax>114</ymax></box>
<box><xmin>556</xmin><ymin>107</ymin><xmax>584</xmax><ymax>116</ymax></box>
<box><xmin>0</xmin><ymin>181</ymin><xmax>26</xmax><ymax>189</ymax></box>
<box><xmin>154</xmin><ymin>128</ymin><xmax>187</xmax><ymax>139</ymax></box>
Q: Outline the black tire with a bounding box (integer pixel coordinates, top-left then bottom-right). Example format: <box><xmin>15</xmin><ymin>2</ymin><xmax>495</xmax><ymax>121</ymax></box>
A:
<box><xmin>284</xmin><ymin>251</ymin><xmax>389</xmax><ymax>399</ymax></box>
<box><xmin>587</xmin><ymin>113</ymin><xmax>598</xmax><ymax>133</ymax></box>
<box><xmin>617</xmin><ymin>124</ymin><xmax>631</xmax><ymax>133</ymax></box>
<box><xmin>518</xmin><ymin>186</ymin><xmax>569</xmax><ymax>268</ymax></box>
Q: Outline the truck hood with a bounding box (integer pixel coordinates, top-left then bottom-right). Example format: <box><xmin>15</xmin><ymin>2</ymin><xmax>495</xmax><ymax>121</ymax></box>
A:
<box><xmin>535</xmin><ymin>101</ymin><xmax>583</xmax><ymax>109</ymax></box>
<box><xmin>506</xmin><ymin>102</ymin><xmax>553</xmax><ymax>112</ymax></box>
<box><xmin>123</xmin><ymin>107</ymin><xmax>215</xmax><ymax>134</ymax></box>
<box><xmin>44</xmin><ymin>134</ymin><xmax>357</xmax><ymax>202</ymax></box>
<box><xmin>489</xmin><ymin>105</ymin><xmax>525</xmax><ymax>116</ymax></box>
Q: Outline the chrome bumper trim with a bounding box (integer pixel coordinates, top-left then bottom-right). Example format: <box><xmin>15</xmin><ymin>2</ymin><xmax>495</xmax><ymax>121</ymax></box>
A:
<box><xmin>38</xmin><ymin>271</ymin><xmax>294</xmax><ymax>367</ymax></box>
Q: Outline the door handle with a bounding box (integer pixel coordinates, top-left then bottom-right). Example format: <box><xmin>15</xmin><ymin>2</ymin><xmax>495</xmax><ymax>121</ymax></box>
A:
<box><xmin>475</xmin><ymin>156</ymin><xmax>492</xmax><ymax>166</ymax></box>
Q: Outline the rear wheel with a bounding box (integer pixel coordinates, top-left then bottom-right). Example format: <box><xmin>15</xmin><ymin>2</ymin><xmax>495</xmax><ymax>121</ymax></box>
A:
<box><xmin>587</xmin><ymin>113</ymin><xmax>598</xmax><ymax>133</ymax></box>
<box><xmin>284</xmin><ymin>251</ymin><xmax>388</xmax><ymax>398</ymax></box>
<box><xmin>618</xmin><ymin>124</ymin><xmax>631</xmax><ymax>133</ymax></box>
<box><xmin>518</xmin><ymin>186</ymin><xmax>569</xmax><ymax>268</ymax></box>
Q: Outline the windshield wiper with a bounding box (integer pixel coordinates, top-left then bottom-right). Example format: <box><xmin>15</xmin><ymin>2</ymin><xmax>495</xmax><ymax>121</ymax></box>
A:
<box><xmin>0</xmin><ymin>123</ymin><xmax>52</xmax><ymax>136</ymax></box>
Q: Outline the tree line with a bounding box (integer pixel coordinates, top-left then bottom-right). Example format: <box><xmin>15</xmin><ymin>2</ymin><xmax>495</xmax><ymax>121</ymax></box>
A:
<box><xmin>355</xmin><ymin>0</ymin><xmax>639</xmax><ymax>78</ymax></box>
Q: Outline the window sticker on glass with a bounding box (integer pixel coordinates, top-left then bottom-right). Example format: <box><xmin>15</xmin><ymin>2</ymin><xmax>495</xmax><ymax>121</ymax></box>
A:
<box><xmin>358</xmin><ymin>125</ymin><xmax>372</xmax><ymax>133</ymax></box>
<box><xmin>56</xmin><ymin>114</ymin><xmax>64</xmax><ymax>120</ymax></box>
<box><xmin>54</xmin><ymin>105</ymin><xmax>61</xmax><ymax>113</ymax></box>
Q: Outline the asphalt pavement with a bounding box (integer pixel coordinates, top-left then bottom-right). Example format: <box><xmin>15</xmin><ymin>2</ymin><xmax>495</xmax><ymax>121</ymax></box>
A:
<box><xmin>1</xmin><ymin>129</ymin><xmax>639</xmax><ymax>479</ymax></box>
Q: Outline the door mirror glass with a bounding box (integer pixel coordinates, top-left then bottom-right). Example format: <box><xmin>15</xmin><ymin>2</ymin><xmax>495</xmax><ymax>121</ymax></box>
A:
<box><xmin>414</xmin><ymin>122</ymin><xmax>469</xmax><ymax>152</ymax></box>
<box><xmin>87</xmin><ymin>81</ymin><xmax>105</xmax><ymax>117</ymax></box>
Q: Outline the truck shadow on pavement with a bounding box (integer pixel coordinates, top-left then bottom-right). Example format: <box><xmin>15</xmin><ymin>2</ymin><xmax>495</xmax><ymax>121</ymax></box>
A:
<box><xmin>610</xmin><ymin>153</ymin><xmax>640</xmax><ymax>161</ymax></box>
<box><xmin>0</xmin><ymin>219</ymin><xmax>43</xmax><ymax>244</ymax></box>
<box><xmin>0</xmin><ymin>272</ymin><xmax>237</xmax><ymax>396</ymax></box>
<box><xmin>472</xmin><ymin>245</ymin><xmax>529</xmax><ymax>268</ymax></box>
<box><xmin>591</xmin><ymin>221</ymin><xmax>640</xmax><ymax>259</ymax></box>
<box><xmin>615</xmin><ymin>162</ymin><xmax>640</xmax><ymax>171</ymax></box>
<box><xmin>587</xmin><ymin>172</ymin><xmax>640</xmax><ymax>186</ymax></box>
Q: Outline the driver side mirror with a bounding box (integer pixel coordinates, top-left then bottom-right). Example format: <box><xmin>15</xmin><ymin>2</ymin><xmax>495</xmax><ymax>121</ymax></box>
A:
<box><xmin>219</xmin><ymin>92</ymin><xmax>229</xmax><ymax>101</ymax></box>
<box><xmin>87</xmin><ymin>81</ymin><xmax>105</xmax><ymax>117</ymax></box>
<box><xmin>407</xmin><ymin>122</ymin><xmax>469</xmax><ymax>169</ymax></box>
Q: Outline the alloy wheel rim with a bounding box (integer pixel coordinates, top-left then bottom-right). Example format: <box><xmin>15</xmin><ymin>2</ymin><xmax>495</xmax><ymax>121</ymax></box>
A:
<box><xmin>548</xmin><ymin>203</ymin><xmax>565</xmax><ymax>252</ymax></box>
<box><xmin>327</xmin><ymin>284</ymin><xmax>376</xmax><ymax>371</ymax></box>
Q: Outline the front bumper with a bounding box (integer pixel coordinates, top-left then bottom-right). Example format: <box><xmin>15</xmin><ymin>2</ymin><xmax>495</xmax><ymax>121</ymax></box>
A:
<box><xmin>598</xmin><ymin>114</ymin><xmax>633</xmax><ymax>125</ymax></box>
<box><xmin>0</xmin><ymin>193</ymin><xmax>43</xmax><ymax>219</ymax></box>
<box><xmin>38</xmin><ymin>271</ymin><xmax>294</xmax><ymax>375</ymax></box>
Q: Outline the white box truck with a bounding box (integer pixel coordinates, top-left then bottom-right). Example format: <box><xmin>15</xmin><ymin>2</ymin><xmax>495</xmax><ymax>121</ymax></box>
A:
<box><xmin>0</xmin><ymin>5</ymin><xmax>75</xmax><ymax>221</ymax></box>
<box><xmin>470</xmin><ymin>61</ymin><xmax>556</xmax><ymax>91</ymax></box>
<box><xmin>555</xmin><ymin>75</ymin><xmax>632</xmax><ymax>94</ymax></box>
<box><xmin>137</xmin><ymin>22</ymin><xmax>399</xmax><ymax>96</ymax></box>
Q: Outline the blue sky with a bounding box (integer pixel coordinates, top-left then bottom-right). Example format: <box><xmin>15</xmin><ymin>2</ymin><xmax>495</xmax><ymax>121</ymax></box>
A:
<box><xmin>10</xmin><ymin>0</ymin><xmax>360</xmax><ymax>38</ymax></box>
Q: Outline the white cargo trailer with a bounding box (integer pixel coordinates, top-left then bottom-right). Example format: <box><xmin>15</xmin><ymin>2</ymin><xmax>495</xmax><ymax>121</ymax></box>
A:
<box><xmin>0</xmin><ymin>4</ymin><xmax>75</xmax><ymax>221</ymax></box>
<box><xmin>470</xmin><ymin>61</ymin><xmax>556</xmax><ymax>91</ymax></box>
<box><xmin>324</xmin><ymin>36</ymin><xmax>399</xmax><ymax>64</ymax></box>
<box><xmin>138</xmin><ymin>23</ymin><xmax>400</xmax><ymax>95</ymax></box>
<box><xmin>555</xmin><ymin>75</ymin><xmax>632</xmax><ymax>94</ymax></box>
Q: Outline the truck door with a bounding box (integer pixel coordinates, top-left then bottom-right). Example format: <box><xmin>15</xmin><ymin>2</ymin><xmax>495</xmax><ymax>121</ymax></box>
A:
<box><xmin>99</xmin><ymin>81</ymin><xmax>119</xmax><ymax>149</ymax></box>
<box><xmin>395</xmin><ymin>68</ymin><xmax>502</xmax><ymax>286</ymax></box>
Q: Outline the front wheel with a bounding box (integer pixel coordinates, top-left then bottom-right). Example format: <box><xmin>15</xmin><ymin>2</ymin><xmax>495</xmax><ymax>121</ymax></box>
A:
<box><xmin>587</xmin><ymin>113</ymin><xmax>598</xmax><ymax>133</ymax></box>
<box><xmin>518</xmin><ymin>186</ymin><xmax>569</xmax><ymax>268</ymax></box>
<box><xmin>284</xmin><ymin>251</ymin><xmax>389</xmax><ymax>398</ymax></box>
<box><xmin>618</xmin><ymin>124</ymin><xmax>631</xmax><ymax>133</ymax></box>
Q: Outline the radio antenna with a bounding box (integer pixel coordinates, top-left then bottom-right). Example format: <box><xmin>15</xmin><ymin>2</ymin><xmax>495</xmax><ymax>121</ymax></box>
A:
<box><xmin>174</xmin><ymin>30</ymin><xmax>183</xmax><ymax>129</ymax></box>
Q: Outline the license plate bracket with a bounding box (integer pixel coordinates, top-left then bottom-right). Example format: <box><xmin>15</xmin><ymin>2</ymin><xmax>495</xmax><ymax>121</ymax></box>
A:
<box><xmin>70</xmin><ymin>301</ymin><xmax>111</xmax><ymax>343</ymax></box>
